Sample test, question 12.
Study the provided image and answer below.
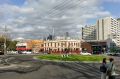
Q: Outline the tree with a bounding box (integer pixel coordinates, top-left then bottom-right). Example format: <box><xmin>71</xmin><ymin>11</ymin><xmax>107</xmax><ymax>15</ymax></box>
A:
<box><xmin>7</xmin><ymin>41</ymin><xmax>18</xmax><ymax>51</ymax></box>
<box><xmin>0</xmin><ymin>36</ymin><xmax>18</xmax><ymax>54</ymax></box>
<box><xmin>110</xmin><ymin>47</ymin><xmax>117</xmax><ymax>53</ymax></box>
<box><xmin>0</xmin><ymin>36</ymin><xmax>6</xmax><ymax>54</ymax></box>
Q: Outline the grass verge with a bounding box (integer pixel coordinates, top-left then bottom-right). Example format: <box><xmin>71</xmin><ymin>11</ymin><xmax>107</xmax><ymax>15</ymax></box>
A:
<box><xmin>36</xmin><ymin>54</ymin><xmax>107</xmax><ymax>62</ymax></box>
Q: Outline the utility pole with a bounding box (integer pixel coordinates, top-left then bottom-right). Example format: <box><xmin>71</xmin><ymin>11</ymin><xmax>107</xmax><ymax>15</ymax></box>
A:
<box><xmin>4</xmin><ymin>25</ymin><xmax>7</xmax><ymax>55</ymax></box>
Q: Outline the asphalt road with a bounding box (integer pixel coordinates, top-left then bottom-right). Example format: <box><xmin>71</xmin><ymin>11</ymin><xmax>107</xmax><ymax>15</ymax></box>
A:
<box><xmin>0</xmin><ymin>55</ymin><xmax>120</xmax><ymax>79</ymax></box>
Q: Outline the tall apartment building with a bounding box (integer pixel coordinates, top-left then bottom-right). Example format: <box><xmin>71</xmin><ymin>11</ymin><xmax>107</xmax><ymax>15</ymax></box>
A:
<box><xmin>82</xmin><ymin>17</ymin><xmax>120</xmax><ymax>48</ymax></box>
<box><xmin>96</xmin><ymin>17</ymin><xmax>120</xmax><ymax>47</ymax></box>
<box><xmin>82</xmin><ymin>25</ymin><xmax>96</xmax><ymax>40</ymax></box>
<box><xmin>96</xmin><ymin>17</ymin><xmax>119</xmax><ymax>40</ymax></box>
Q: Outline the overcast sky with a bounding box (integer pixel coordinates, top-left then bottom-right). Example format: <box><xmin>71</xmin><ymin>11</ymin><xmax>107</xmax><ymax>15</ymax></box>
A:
<box><xmin>0</xmin><ymin>0</ymin><xmax>120</xmax><ymax>40</ymax></box>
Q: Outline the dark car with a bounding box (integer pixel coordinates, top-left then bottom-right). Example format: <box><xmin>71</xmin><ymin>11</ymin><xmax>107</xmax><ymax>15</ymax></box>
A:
<box><xmin>0</xmin><ymin>50</ymin><xmax>4</xmax><ymax>55</ymax></box>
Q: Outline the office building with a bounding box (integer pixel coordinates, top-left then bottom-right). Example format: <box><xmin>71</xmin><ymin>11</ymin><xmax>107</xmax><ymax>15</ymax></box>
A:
<box><xmin>96</xmin><ymin>17</ymin><xmax>119</xmax><ymax>40</ymax></box>
<box><xmin>81</xmin><ymin>17</ymin><xmax>120</xmax><ymax>53</ymax></box>
<box><xmin>96</xmin><ymin>17</ymin><xmax>120</xmax><ymax>47</ymax></box>
<box><xmin>82</xmin><ymin>25</ymin><xmax>96</xmax><ymax>40</ymax></box>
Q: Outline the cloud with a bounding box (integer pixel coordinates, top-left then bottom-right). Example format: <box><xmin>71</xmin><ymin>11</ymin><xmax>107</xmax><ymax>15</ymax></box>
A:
<box><xmin>0</xmin><ymin>0</ymin><xmax>9</xmax><ymax>4</ymax></box>
<box><xmin>103</xmin><ymin>0</ymin><xmax>120</xmax><ymax>3</ymax></box>
<box><xmin>0</xmin><ymin>0</ymin><xmax>111</xmax><ymax>39</ymax></box>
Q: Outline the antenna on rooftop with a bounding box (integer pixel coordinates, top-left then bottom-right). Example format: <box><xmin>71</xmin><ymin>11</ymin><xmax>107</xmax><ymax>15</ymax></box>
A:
<box><xmin>52</xmin><ymin>27</ymin><xmax>55</xmax><ymax>40</ymax></box>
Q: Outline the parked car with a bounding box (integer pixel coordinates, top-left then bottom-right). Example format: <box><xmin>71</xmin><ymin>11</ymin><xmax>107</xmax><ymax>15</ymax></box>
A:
<box><xmin>80</xmin><ymin>52</ymin><xmax>92</xmax><ymax>55</ymax></box>
<box><xmin>106</xmin><ymin>52</ymin><xmax>120</xmax><ymax>56</ymax></box>
<box><xmin>7</xmin><ymin>51</ymin><xmax>18</xmax><ymax>54</ymax></box>
<box><xmin>0</xmin><ymin>50</ymin><xmax>4</xmax><ymax>55</ymax></box>
<box><xmin>22</xmin><ymin>51</ymin><xmax>32</xmax><ymax>54</ymax></box>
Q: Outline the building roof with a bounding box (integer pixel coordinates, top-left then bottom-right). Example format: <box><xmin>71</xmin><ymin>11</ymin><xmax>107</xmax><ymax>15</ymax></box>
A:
<box><xmin>85</xmin><ymin>40</ymin><xmax>106</xmax><ymax>42</ymax></box>
<box><xmin>44</xmin><ymin>39</ymin><xmax>81</xmax><ymax>43</ymax></box>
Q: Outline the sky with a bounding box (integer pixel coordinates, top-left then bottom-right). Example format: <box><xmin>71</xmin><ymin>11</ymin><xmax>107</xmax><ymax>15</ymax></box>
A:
<box><xmin>0</xmin><ymin>0</ymin><xmax>120</xmax><ymax>40</ymax></box>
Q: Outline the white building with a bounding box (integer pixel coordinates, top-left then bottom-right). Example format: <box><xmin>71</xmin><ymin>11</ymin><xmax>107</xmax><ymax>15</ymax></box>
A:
<box><xmin>55</xmin><ymin>36</ymin><xmax>71</xmax><ymax>40</ymax></box>
<box><xmin>96</xmin><ymin>17</ymin><xmax>120</xmax><ymax>47</ymax></box>
<box><xmin>44</xmin><ymin>39</ymin><xmax>81</xmax><ymax>54</ymax></box>
<box><xmin>82</xmin><ymin>25</ymin><xmax>96</xmax><ymax>40</ymax></box>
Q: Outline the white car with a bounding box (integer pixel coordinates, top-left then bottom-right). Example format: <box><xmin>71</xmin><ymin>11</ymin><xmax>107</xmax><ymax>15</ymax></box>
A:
<box><xmin>25</xmin><ymin>51</ymin><xmax>32</xmax><ymax>54</ymax></box>
<box><xmin>80</xmin><ymin>52</ymin><xmax>92</xmax><ymax>55</ymax></box>
<box><xmin>7</xmin><ymin>51</ymin><xmax>18</xmax><ymax>54</ymax></box>
<box><xmin>22</xmin><ymin>51</ymin><xmax>32</xmax><ymax>54</ymax></box>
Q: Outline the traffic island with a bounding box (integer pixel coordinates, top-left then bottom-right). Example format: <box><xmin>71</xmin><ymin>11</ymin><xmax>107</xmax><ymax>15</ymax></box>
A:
<box><xmin>35</xmin><ymin>54</ymin><xmax>107</xmax><ymax>62</ymax></box>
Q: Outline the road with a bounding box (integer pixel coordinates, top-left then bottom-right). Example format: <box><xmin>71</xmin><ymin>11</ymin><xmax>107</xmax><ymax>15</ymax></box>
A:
<box><xmin>0</xmin><ymin>55</ymin><xmax>119</xmax><ymax>79</ymax></box>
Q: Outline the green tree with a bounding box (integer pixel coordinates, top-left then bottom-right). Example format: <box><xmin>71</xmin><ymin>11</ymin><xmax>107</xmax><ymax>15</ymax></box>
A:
<box><xmin>0</xmin><ymin>36</ymin><xmax>18</xmax><ymax>54</ymax></box>
<box><xmin>0</xmin><ymin>36</ymin><xmax>6</xmax><ymax>54</ymax></box>
<box><xmin>110</xmin><ymin>47</ymin><xmax>117</xmax><ymax>53</ymax></box>
<box><xmin>7</xmin><ymin>41</ymin><xmax>17</xmax><ymax>51</ymax></box>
